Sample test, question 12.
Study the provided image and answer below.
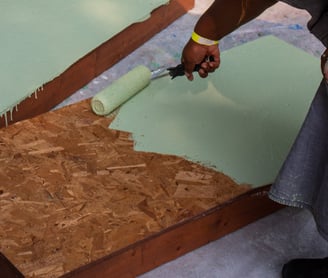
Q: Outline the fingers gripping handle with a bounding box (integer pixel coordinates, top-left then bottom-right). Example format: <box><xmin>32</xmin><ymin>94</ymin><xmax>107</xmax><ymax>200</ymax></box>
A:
<box><xmin>168</xmin><ymin>56</ymin><xmax>215</xmax><ymax>79</ymax></box>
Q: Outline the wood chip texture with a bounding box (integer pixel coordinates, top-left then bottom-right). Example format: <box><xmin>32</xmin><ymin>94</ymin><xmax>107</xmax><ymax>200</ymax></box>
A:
<box><xmin>0</xmin><ymin>101</ymin><xmax>249</xmax><ymax>277</ymax></box>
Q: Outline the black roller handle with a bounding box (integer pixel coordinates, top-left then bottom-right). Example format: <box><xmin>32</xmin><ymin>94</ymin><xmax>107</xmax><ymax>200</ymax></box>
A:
<box><xmin>167</xmin><ymin>56</ymin><xmax>215</xmax><ymax>79</ymax></box>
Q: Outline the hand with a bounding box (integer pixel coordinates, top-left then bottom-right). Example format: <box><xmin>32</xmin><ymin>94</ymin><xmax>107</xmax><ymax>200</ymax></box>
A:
<box><xmin>181</xmin><ymin>39</ymin><xmax>220</xmax><ymax>81</ymax></box>
<box><xmin>321</xmin><ymin>49</ymin><xmax>328</xmax><ymax>82</ymax></box>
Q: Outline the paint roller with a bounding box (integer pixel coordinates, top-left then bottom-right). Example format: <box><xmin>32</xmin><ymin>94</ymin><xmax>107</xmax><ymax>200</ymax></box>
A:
<box><xmin>91</xmin><ymin>59</ymin><xmax>212</xmax><ymax>116</ymax></box>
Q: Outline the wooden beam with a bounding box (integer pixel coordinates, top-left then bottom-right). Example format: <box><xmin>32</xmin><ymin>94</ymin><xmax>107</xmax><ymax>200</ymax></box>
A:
<box><xmin>62</xmin><ymin>185</ymin><xmax>283</xmax><ymax>278</ymax></box>
<box><xmin>0</xmin><ymin>0</ymin><xmax>195</xmax><ymax>128</ymax></box>
<box><xmin>0</xmin><ymin>186</ymin><xmax>282</xmax><ymax>278</ymax></box>
<box><xmin>0</xmin><ymin>253</ymin><xmax>24</xmax><ymax>278</ymax></box>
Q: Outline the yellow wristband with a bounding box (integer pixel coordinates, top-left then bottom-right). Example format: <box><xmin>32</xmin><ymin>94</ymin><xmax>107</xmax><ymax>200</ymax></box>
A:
<box><xmin>191</xmin><ymin>31</ymin><xmax>219</xmax><ymax>46</ymax></box>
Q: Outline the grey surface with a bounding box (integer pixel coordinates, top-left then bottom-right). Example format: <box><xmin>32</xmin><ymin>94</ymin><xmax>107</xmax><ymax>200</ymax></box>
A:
<box><xmin>140</xmin><ymin>208</ymin><xmax>328</xmax><ymax>278</ymax></box>
<box><xmin>56</xmin><ymin>2</ymin><xmax>327</xmax><ymax>277</ymax></box>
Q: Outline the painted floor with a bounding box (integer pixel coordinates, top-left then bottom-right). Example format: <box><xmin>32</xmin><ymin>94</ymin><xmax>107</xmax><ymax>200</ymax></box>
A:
<box><xmin>57</xmin><ymin>1</ymin><xmax>328</xmax><ymax>277</ymax></box>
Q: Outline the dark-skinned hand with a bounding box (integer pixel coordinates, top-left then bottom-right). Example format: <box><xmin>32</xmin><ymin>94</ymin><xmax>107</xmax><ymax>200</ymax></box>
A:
<box><xmin>181</xmin><ymin>39</ymin><xmax>220</xmax><ymax>81</ymax></box>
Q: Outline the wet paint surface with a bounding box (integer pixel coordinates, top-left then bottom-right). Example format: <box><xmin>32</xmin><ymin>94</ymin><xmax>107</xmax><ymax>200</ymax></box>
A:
<box><xmin>0</xmin><ymin>0</ymin><xmax>168</xmax><ymax>118</ymax></box>
<box><xmin>110</xmin><ymin>36</ymin><xmax>321</xmax><ymax>187</ymax></box>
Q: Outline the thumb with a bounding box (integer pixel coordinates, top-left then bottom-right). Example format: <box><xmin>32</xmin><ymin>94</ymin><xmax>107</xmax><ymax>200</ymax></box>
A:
<box><xmin>181</xmin><ymin>39</ymin><xmax>207</xmax><ymax>81</ymax></box>
<box><xmin>183</xmin><ymin>61</ymin><xmax>195</xmax><ymax>81</ymax></box>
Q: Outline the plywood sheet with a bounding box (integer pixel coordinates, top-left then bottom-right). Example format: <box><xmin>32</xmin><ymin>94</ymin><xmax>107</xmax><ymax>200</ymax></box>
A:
<box><xmin>0</xmin><ymin>101</ymin><xmax>250</xmax><ymax>277</ymax></box>
<box><xmin>110</xmin><ymin>36</ymin><xmax>322</xmax><ymax>187</ymax></box>
<box><xmin>0</xmin><ymin>0</ymin><xmax>196</xmax><ymax>127</ymax></box>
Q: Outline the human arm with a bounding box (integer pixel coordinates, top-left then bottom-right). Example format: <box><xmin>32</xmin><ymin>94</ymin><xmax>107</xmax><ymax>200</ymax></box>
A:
<box><xmin>182</xmin><ymin>0</ymin><xmax>277</xmax><ymax>80</ymax></box>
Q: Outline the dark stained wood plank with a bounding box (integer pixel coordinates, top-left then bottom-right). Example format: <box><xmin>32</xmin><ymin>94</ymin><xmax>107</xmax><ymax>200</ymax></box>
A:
<box><xmin>62</xmin><ymin>185</ymin><xmax>283</xmax><ymax>278</ymax></box>
<box><xmin>0</xmin><ymin>253</ymin><xmax>24</xmax><ymax>278</ymax></box>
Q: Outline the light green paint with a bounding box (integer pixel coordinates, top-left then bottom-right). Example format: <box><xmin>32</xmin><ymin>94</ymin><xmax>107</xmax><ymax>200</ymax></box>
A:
<box><xmin>110</xmin><ymin>36</ymin><xmax>322</xmax><ymax>187</ymax></box>
<box><xmin>0</xmin><ymin>0</ymin><xmax>168</xmax><ymax>119</ymax></box>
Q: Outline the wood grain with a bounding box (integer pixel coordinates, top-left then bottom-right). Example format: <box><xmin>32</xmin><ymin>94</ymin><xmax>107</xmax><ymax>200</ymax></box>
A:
<box><xmin>0</xmin><ymin>100</ymin><xmax>263</xmax><ymax>278</ymax></box>
<box><xmin>62</xmin><ymin>185</ymin><xmax>282</xmax><ymax>278</ymax></box>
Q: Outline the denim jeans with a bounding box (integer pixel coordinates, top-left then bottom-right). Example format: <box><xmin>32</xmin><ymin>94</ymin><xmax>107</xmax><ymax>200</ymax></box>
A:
<box><xmin>269</xmin><ymin>80</ymin><xmax>328</xmax><ymax>241</ymax></box>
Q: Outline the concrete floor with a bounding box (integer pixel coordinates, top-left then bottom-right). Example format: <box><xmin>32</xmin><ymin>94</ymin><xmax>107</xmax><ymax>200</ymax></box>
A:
<box><xmin>140</xmin><ymin>208</ymin><xmax>328</xmax><ymax>278</ymax></box>
<box><xmin>57</xmin><ymin>1</ymin><xmax>328</xmax><ymax>277</ymax></box>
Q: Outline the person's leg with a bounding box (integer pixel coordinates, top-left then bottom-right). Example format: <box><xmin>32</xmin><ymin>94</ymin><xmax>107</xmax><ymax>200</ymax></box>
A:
<box><xmin>269</xmin><ymin>80</ymin><xmax>328</xmax><ymax>277</ymax></box>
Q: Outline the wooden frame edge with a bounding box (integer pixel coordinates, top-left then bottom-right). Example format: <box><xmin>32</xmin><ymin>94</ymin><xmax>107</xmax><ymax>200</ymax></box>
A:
<box><xmin>0</xmin><ymin>185</ymin><xmax>283</xmax><ymax>277</ymax></box>
<box><xmin>0</xmin><ymin>252</ymin><xmax>24</xmax><ymax>278</ymax></box>
<box><xmin>61</xmin><ymin>185</ymin><xmax>283</xmax><ymax>278</ymax></box>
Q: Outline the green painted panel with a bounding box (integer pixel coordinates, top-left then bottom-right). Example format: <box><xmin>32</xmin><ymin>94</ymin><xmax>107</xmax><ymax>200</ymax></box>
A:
<box><xmin>0</xmin><ymin>0</ymin><xmax>168</xmax><ymax>117</ymax></box>
<box><xmin>110</xmin><ymin>36</ymin><xmax>322</xmax><ymax>187</ymax></box>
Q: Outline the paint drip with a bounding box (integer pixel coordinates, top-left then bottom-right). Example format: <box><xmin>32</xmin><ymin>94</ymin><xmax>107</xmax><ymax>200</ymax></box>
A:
<box><xmin>1</xmin><ymin>85</ymin><xmax>44</xmax><ymax>127</ymax></box>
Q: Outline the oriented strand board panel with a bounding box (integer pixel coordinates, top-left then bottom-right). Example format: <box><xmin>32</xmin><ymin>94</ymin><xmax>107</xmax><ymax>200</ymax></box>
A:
<box><xmin>0</xmin><ymin>100</ymin><xmax>262</xmax><ymax>277</ymax></box>
<box><xmin>110</xmin><ymin>36</ymin><xmax>321</xmax><ymax>187</ymax></box>
<box><xmin>0</xmin><ymin>0</ymin><xmax>194</xmax><ymax>128</ymax></box>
